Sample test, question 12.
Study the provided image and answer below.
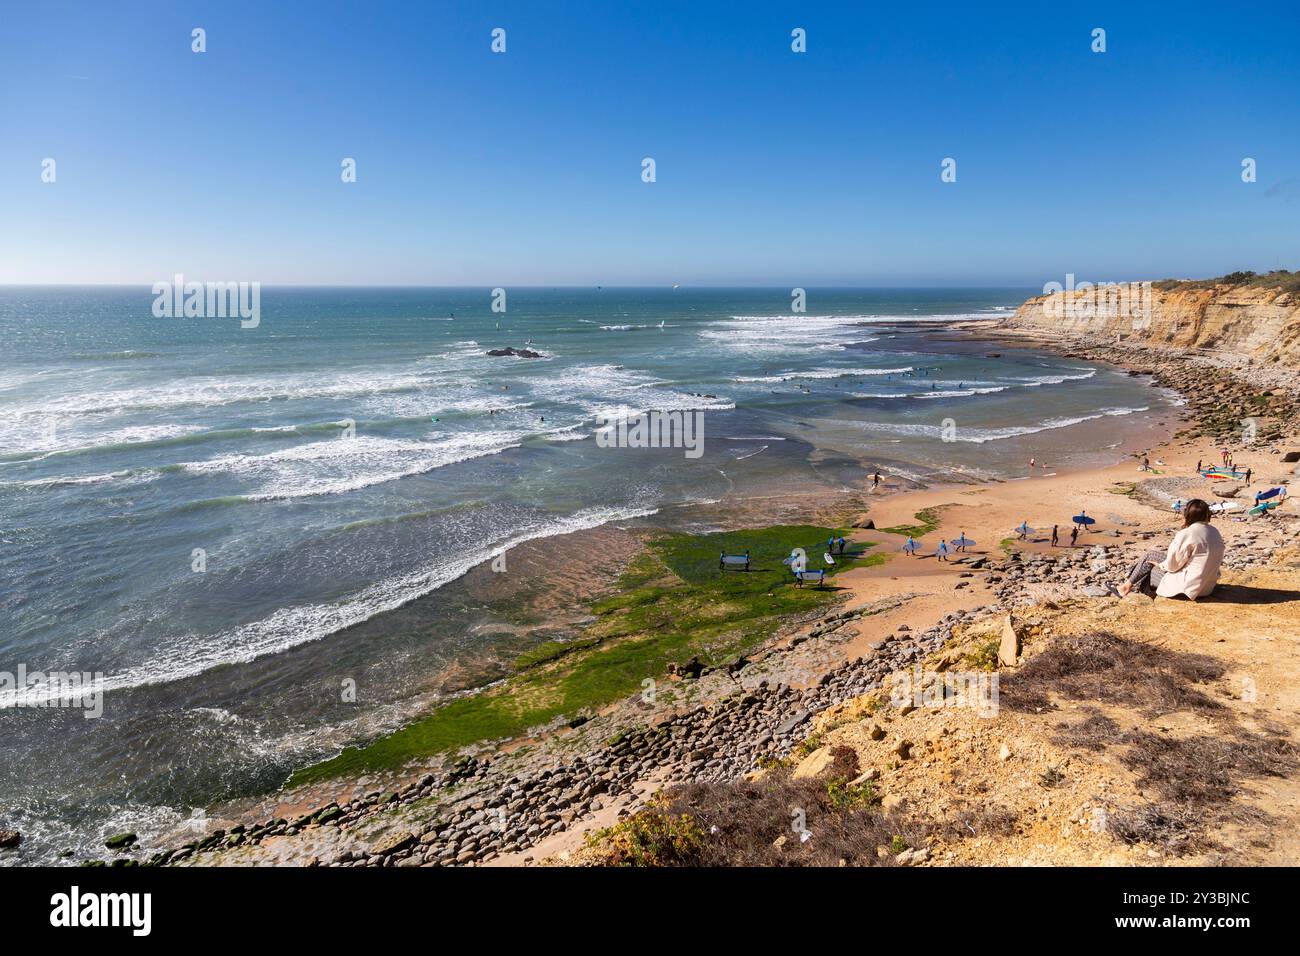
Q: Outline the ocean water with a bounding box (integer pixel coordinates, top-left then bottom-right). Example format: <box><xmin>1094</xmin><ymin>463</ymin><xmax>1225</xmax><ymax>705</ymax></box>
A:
<box><xmin>0</xmin><ymin>286</ymin><xmax>1176</xmax><ymax>862</ymax></box>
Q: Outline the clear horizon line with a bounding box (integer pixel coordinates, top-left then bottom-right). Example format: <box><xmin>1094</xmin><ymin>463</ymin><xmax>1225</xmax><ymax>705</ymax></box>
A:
<box><xmin>0</xmin><ymin>282</ymin><xmax>1047</xmax><ymax>290</ymax></box>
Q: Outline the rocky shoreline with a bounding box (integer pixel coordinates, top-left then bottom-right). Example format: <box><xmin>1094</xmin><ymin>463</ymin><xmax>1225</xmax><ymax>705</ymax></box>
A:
<box><xmin>981</xmin><ymin>327</ymin><xmax>1300</xmax><ymax>441</ymax></box>
<box><xmin>72</xmin><ymin>323</ymin><xmax>1300</xmax><ymax>869</ymax></box>
<box><xmin>92</xmin><ymin>508</ymin><xmax>1293</xmax><ymax>869</ymax></box>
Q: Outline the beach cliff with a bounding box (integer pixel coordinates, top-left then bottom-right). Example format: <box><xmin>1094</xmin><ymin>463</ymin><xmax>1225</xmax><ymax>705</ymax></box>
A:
<box><xmin>1006</xmin><ymin>273</ymin><xmax>1300</xmax><ymax>365</ymax></box>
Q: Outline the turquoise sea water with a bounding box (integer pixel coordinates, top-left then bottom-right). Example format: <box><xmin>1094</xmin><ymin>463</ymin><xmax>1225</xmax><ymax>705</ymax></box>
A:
<box><xmin>0</xmin><ymin>286</ymin><xmax>1176</xmax><ymax>862</ymax></box>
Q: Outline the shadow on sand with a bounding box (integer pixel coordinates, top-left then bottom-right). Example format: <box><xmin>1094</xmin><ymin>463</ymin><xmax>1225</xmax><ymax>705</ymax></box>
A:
<box><xmin>1200</xmin><ymin>583</ymin><xmax>1300</xmax><ymax>606</ymax></box>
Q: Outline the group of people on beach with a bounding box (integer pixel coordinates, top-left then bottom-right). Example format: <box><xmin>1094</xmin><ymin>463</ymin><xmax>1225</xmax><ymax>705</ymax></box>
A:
<box><xmin>906</xmin><ymin>500</ymin><xmax>1225</xmax><ymax>602</ymax></box>
<box><xmin>902</xmin><ymin>531</ymin><xmax>972</xmax><ymax>561</ymax></box>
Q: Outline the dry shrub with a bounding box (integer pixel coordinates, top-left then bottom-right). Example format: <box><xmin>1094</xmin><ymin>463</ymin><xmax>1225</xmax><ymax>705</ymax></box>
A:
<box><xmin>1050</xmin><ymin>708</ymin><xmax>1121</xmax><ymax>751</ymax></box>
<box><xmin>648</xmin><ymin>769</ymin><xmax>906</xmax><ymax>866</ymax></box>
<box><xmin>587</xmin><ymin>764</ymin><xmax>1019</xmax><ymax>867</ymax></box>
<box><xmin>1006</xmin><ymin>632</ymin><xmax>1297</xmax><ymax>857</ymax></box>
<box><xmin>1000</xmin><ymin>631</ymin><xmax>1226</xmax><ymax>715</ymax></box>
<box><xmin>1119</xmin><ymin>729</ymin><xmax>1297</xmax><ymax>806</ymax></box>
<box><xmin>1107</xmin><ymin>804</ymin><xmax>1203</xmax><ymax>855</ymax></box>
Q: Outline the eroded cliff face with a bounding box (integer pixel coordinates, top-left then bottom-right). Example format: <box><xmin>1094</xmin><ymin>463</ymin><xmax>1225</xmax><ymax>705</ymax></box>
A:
<box><xmin>1007</xmin><ymin>283</ymin><xmax>1300</xmax><ymax>365</ymax></box>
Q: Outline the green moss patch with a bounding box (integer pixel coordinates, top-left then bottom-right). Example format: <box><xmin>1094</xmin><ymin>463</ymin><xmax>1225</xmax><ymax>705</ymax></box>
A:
<box><xmin>878</xmin><ymin>506</ymin><xmax>946</xmax><ymax>538</ymax></box>
<box><xmin>288</xmin><ymin>525</ymin><xmax>873</xmax><ymax>786</ymax></box>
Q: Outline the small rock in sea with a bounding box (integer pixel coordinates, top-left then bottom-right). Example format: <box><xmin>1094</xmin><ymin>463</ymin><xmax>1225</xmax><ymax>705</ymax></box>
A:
<box><xmin>104</xmin><ymin>832</ymin><xmax>137</xmax><ymax>850</ymax></box>
<box><xmin>0</xmin><ymin>829</ymin><xmax>22</xmax><ymax>849</ymax></box>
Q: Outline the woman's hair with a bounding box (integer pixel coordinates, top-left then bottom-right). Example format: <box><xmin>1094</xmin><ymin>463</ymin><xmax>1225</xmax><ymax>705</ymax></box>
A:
<box><xmin>1183</xmin><ymin>498</ymin><xmax>1211</xmax><ymax>526</ymax></box>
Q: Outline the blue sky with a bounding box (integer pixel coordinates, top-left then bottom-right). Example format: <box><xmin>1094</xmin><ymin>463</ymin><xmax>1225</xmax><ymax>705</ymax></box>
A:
<box><xmin>1</xmin><ymin>0</ymin><xmax>1297</xmax><ymax>286</ymax></box>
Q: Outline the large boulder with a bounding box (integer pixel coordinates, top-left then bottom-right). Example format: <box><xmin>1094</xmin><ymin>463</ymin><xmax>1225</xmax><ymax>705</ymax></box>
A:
<box><xmin>486</xmin><ymin>346</ymin><xmax>542</xmax><ymax>358</ymax></box>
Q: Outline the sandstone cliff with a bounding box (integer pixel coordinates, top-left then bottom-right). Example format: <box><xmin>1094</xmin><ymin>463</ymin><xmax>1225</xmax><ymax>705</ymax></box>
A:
<box><xmin>1006</xmin><ymin>275</ymin><xmax>1300</xmax><ymax>366</ymax></box>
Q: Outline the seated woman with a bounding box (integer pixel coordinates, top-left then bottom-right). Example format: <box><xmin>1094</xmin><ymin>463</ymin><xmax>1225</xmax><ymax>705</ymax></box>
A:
<box><xmin>1116</xmin><ymin>499</ymin><xmax>1225</xmax><ymax>600</ymax></box>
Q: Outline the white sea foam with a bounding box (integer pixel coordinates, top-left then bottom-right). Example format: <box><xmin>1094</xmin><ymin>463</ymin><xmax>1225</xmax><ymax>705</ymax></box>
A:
<box><xmin>0</xmin><ymin>423</ymin><xmax>208</xmax><ymax>459</ymax></box>
<box><xmin>735</xmin><ymin>366</ymin><xmax>914</xmax><ymax>383</ymax></box>
<box><xmin>0</xmin><ymin>503</ymin><xmax>661</xmax><ymax>706</ymax></box>
<box><xmin>724</xmin><ymin>313</ymin><xmax>996</xmax><ymax>323</ymax></box>
<box><xmin>3</xmin><ymin>369</ymin><xmax>435</xmax><ymax>424</ymax></box>
<box><xmin>520</xmin><ymin>363</ymin><xmax>734</xmax><ymax>419</ymax></box>
<box><xmin>180</xmin><ymin>432</ymin><xmax>528</xmax><ymax>500</ymax></box>
<box><xmin>1016</xmin><ymin>369</ymin><xmax>1097</xmax><ymax>386</ymax></box>
<box><xmin>5</xmin><ymin>469</ymin><xmax>158</xmax><ymax>490</ymax></box>
<box><xmin>860</xmin><ymin>406</ymin><xmax>1149</xmax><ymax>444</ymax></box>
<box><xmin>914</xmin><ymin>386</ymin><xmax>1012</xmax><ymax>398</ymax></box>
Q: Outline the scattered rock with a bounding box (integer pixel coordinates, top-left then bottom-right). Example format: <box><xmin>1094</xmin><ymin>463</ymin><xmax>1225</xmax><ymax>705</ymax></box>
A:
<box><xmin>0</xmin><ymin>830</ymin><xmax>21</xmax><ymax>849</ymax></box>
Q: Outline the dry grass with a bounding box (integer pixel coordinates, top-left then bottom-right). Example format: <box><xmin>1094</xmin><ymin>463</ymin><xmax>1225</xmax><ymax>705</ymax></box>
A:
<box><xmin>1118</xmin><ymin>728</ymin><xmax>1296</xmax><ymax>806</ymax></box>
<box><xmin>1004</xmin><ymin>630</ymin><xmax>1298</xmax><ymax>856</ymax></box>
<box><xmin>585</xmin><ymin>758</ymin><xmax>1020</xmax><ymax>866</ymax></box>
<box><xmin>999</xmin><ymin>631</ymin><xmax>1226</xmax><ymax>716</ymax></box>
